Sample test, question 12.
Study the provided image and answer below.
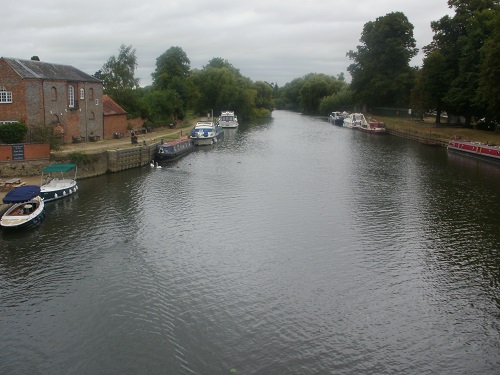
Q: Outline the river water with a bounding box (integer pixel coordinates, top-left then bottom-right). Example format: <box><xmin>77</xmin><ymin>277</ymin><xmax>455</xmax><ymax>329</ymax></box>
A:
<box><xmin>1</xmin><ymin>110</ymin><xmax>499</xmax><ymax>374</ymax></box>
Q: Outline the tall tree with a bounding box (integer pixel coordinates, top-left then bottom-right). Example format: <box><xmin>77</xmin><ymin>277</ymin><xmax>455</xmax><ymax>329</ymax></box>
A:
<box><xmin>151</xmin><ymin>46</ymin><xmax>193</xmax><ymax>120</ymax></box>
<box><xmin>101</xmin><ymin>44</ymin><xmax>140</xmax><ymax>92</ymax></box>
<box><xmin>191</xmin><ymin>60</ymin><xmax>256</xmax><ymax>120</ymax></box>
<box><xmin>152</xmin><ymin>46</ymin><xmax>190</xmax><ymax>89</ymax></box>
<box><xmin>347</xmin><ymin>12</ymin><xmax>418</xmax><ymax>108</ymax></box>
<box><xmin>423</xmin><ymin>0</ymin><xmax>498</xmax><ymax>125</ymax></box>
<box><xmin>476</xmin><ymin>7</ymin><xmax>500</xmax><ymax>123</ymax></box>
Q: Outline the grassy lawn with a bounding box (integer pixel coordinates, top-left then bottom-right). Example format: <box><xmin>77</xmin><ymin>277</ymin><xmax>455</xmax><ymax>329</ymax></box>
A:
<box><xmin>372</xmin><ymin>116</ymin><xmax>500</xmax><ymax>145</ymax></box>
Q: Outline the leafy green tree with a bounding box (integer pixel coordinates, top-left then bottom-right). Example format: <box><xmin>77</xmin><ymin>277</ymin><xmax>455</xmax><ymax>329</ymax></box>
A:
<box><xmin>101</xmin><ymin>44</ymin><xmax>140</xmax><ymax>92</ymax></box>
<box><xmin>191</xmin><ymin>59</ymin><xmax>256</xmax><ymax>120</ymax></box>
<box><xmin>347</xmin><ymin>12</ymin><xmax>418</xmax><ymax>108</ymax></box>
<box><xmin>299</xmin><ymin>73</ymin><xmax>345</xmax><ymax>114</ymax></box>
<box><xmin>253</xmin><ymin>81</ymin><xmax>274</xmax><ymax>111</ymax></box>
<box><xmin>275</xmin><ymin>74</ymin><xmax>348</xmax><ymax>113</ymax></box>
<box><xmin>151</xmin><ymin>46</ymin><xmax>194</xmax><ymax>120</ymax></box>
<box><xmin>152</xmin><ymin>46</ymin><xmax>190</xmax><ymax>88</ymax></box>
<box><xmin>476</xmin><ymin>7</ymin><xmax>500</xmax><ymax>123</ymax></box>
<box><xmin>30</xmin><ymin>56</ymin><xmax>40</xmax><ymax>61</ymax></box>
<box><xmin>412</xmin><ymin>50</ymin><xmax>451</xmax><ymax>123</ymax></box>
<box><xmin>319</xmin><ymin>87</ymin><xmax>354</xmax><ymax>115</ymax></box>
<box><xmin>424</xmin><ymin>0</ymin><xmax>498</xmax><ymax>126</ymax></box>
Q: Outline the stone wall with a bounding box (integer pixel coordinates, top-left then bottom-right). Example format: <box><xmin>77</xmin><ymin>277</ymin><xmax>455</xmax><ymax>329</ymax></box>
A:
<box><xmin>1</xmin><ymin>142</ymin><xmax>158</xmax><ymax>179</ymax></box>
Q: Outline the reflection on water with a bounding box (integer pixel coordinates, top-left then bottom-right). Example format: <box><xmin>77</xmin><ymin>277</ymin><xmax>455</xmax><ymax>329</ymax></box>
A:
<box><xmin>0</xmin><ymin>111</ymin><xmax>499</xmax><ymax>374</ymax></box>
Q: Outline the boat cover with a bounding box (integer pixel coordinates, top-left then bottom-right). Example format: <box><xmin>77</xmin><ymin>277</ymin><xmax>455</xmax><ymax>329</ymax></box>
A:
<box><xmin>3</xmin><ymin>185</ymin><xmax>41</xmax><ymax>204</ymax></box>
<box><xmin>41</xmin><ymin>164</ymin><xmax>77</xmax><ymax>173</ymax></box>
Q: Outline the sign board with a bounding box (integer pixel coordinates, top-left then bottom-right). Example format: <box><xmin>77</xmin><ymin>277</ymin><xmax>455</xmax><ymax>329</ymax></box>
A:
<box><xmin>12</xmin><ymin>144</ymin><xmax>25</xmax><ymax>160</ymax></box>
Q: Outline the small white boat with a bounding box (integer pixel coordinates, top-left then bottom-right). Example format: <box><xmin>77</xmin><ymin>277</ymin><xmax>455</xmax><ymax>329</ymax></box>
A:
<box><xmin>343</xmin><ymin>113</ymin><xmax>368</xmax><ymax>129</ymax></box>
<box><xmin>1</xmin><ymin>185</ymin><xmax>46</xmax><ymax>229</ymax></box>
<box><xmin>218</xmin><ymin>111</ymin><xmax>239</xmax><ymax>128</ymax></box>
<box><xmin>40</xmin><ymin>164</ymin><xmax>78</xmax><ymax>202</ymax></box>
<box><xmin>190</xmin><ymin>121</ymin><xmax>224</xmax><ymax>146</ymax></box>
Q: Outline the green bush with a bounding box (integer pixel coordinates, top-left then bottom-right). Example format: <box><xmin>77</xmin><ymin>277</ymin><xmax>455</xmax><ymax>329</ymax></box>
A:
<box><xmin>67</xmin><ymin>152</ymin><xmax>97</xmax><ymax>165</ymax></box>
<box><xmin>0</xmin><ymin>122</ymin><xmax>28</xmax><ymax>143</ymax></box>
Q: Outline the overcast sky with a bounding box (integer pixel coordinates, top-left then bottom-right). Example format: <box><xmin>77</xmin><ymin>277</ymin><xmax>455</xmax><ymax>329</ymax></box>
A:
<box><xmin>3</xmin><ymin>0</ymin><xmax>454</xmax><ymax>87</ymax></box>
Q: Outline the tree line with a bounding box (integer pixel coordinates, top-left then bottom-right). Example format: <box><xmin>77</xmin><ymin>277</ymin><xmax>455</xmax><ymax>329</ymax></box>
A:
<box><xmin>94</xmin><ymin>46</ymin><xmax>274</xmax><ymax>125</ymax></box>
<box><xmin>96</xmin><ymin>0</ymin><xmax>498</xmax><ymax>130</ymax></box>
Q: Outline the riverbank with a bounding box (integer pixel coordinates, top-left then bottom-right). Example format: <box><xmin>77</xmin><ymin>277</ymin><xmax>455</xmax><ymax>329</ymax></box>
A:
<box><xmin>374</xmin><ymin>116</ymin><xmax>500</xmax><ymax>146</ymax></box>
<box><xmin>0</xmin><ymin>117</ymin><xmax>201</xmax><ymax>202</ymax></box>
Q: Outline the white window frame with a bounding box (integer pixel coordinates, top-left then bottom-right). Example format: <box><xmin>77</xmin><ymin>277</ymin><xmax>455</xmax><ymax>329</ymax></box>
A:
<box><xmin>80</xmin><ymin>88</ymin><xmax>85</xmax><ymax>100</ymax></box>
<box><xmin>95</xmin><ymin>99</ymin><xmax>99</xmax><ymax>105</ymax></box>
<box><xmin>68</xmin><ymin>85</ymin><xmax>75</xmax><ymax>107</ymax></box>
<box><xmin>0</xmin><ymin>86</ymin><xmax>13</xmax><ymax>103</ymax></box>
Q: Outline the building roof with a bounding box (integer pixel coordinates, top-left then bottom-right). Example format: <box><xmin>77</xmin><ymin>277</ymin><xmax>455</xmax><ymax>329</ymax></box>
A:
<box><xmin>103</xmin><ymin>95</ymin><xmax>127</xmax><ymax>116</ymax></box>
<box><xmin>1</xmin><ymin>57</ymin><xmax>102</xmax><ymax>83</ymax></box>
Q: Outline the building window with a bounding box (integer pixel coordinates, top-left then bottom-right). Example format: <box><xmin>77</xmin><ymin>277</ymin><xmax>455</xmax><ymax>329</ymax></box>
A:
<box><xmin>89</xmin><ymin>111</ymin><xmax>95</xmax><ymax>120</ymax></box>
<box><xmin>95</xmin><ymin>99</ymin><xmax>99</xmax><ymax>106</ymax></box>
<box><xmin>88</xmin><ymin>88</ymin><xmax>94</xmax><ymax>100</ymax></box>
<box><xmin>80</xmin><ymin>88</ymin><xmax>85</xmax><ymax>100</ymax></box>
<box><xmin>51</xmin><ymin>87</ymin><xmax>57</xmax><ymax>101</ymax></box>
<box><xmin>68</xmin><ymin>85</ymin><xmax>75</xmax><ymax>107</ymax></box>
<box><xmin>0</xmin><ymin>86</ymin><xmax>13</xmax><ymax>103</ymax></box>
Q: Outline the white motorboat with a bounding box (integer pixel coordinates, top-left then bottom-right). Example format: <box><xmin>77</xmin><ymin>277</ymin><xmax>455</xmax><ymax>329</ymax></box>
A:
<box><xmin>190</xmin><ymin>121</ymin><xmax>224</xmax><ymax>146</ymax></box>
<box><xmin>1</xmin><ymin>185</ymin><xmax>46</xmax><ymax>229</ymax></box>
<box><xmin>40</xmin><ymin>164</ymin><xmax>78</xmax><ymax>202</ymax></box>
<box><xmin>218</xmin><ymin>111</ymin><xmax>239</xmax><ymax>128</ymax></box>
<box><xmin>343</xmin><ymin>113</ymin><xmax>368</xmax><ymax>129</ymax></box>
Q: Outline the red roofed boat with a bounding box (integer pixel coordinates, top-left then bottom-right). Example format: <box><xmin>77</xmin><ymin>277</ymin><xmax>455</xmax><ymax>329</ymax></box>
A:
<box><xmin>447</xmin><ymin>140</ymin><xmax>500</xmax><ymax>164</ymax></box>
<box><xmin>360</xmin><ymin>120</ymin><xmax>387</xmax><ymax>134</ymax></box>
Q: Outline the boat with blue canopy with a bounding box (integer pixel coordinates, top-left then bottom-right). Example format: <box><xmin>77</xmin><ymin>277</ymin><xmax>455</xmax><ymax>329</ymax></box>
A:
<box><xmin>1</xmin><ymin>185</ymin><xmax>46</xmax><ymax>229</ymax></box>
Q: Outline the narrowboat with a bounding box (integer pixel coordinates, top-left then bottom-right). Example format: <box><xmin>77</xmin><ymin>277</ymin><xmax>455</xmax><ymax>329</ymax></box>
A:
<box><xmin>448</xmin><ymin>140</ymin><xmax>500</xmax><ymax>164</ymax></box>
<box><xmin>155</xmin><ymin>138</ymin><xmax>194</xmax><ymax>162</ymax></box>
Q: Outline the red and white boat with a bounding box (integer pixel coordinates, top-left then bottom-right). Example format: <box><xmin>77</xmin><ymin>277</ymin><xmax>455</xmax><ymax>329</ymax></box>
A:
<box><xmin>448</xmin><ymin>140</ymin><xmax>500</xmax><ymax>163</ymax></box>
<box><xmin>359</xmin><ymin>120</ymin><xmax>387</xmax><ymax>134</ymax></box>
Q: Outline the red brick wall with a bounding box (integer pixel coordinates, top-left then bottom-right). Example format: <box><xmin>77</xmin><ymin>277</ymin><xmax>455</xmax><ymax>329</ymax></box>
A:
<box><xmin>0</xmin><ymin>143</ymin><xmax>50</xmax><ymax>161</ymax></box>
<box><xmin>104</xmin><ymin>114</ymin><xmax>128</xmax><ymax>140</ymax></box>
<box><xmin>0</xmin><ymin>58</ymin><xmax>27</xmax><ymax>123</ymax></box>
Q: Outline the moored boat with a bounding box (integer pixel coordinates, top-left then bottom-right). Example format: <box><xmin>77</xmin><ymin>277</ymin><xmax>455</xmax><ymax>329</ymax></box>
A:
<box><xmin>328</xmin><ymin>111</ymin><xmax>345</xmax><ymax>126</ymax></box>
<box><xmin>343</xmin><ymin>113</ymin><xmax>367</xmax><ymax>129</ymax></box>
<box><xmin>359</xmin><ymin>120</ymin><xmax>387</xmax><ymax>134</ymax></box>
<box><xmin>40</xmin><ymin>164</ymin><xmax>78</xmax><ymax>202</ymax></box>
<box><xmin>1</xmin><ymin>185</ymin><xmax>46</xmax><ymax>229</ymax></box>
<box><xmin>218</xmin><ymin>111</ymin><xmax>239</xmax><ymax>128</ymax></box>
<box><xmin>447</xmin><ymin>140</ymin><xmax>500</xmax><ymax>164</ymax></box>
<box><xmin>155</xmin><ymin>138</ymin><xmax>193</xmax><ymax>162</ymax></box>
<box><xmin>190</xmin><ymin>121</ymin><xmax>224</xmax><ymax>146</ymax></box>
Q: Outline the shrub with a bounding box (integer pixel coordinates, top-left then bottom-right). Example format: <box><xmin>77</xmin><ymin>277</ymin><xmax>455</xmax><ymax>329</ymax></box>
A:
<box><xmin>0</xmin><ymin>122</ymin><xmax>28</xmax><ymax>143</ymax></box>
<box><xmin>67</xmin><ymin>152</ymin><xmax>97</xmax><ymax>165</ymax></box>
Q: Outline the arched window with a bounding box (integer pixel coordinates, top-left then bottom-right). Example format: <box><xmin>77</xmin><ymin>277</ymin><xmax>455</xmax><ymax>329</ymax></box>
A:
<box><xmin>50</xmin><ymin>114</ymin><xmax>60</xmax><ymax>125</ymax></box>
<box><xmin>68</xmin><ymin>85</ymin><xmax>75</xmax><ymax>107</ymax></box>
<box><xmin>51</xmin><ymin>87</ymin><xmax>57</xmax><ymax>101</ymax></box>
<box><xmin>88</xmin><ymin>88</ymin><xmax>94</xmax><ymax>100</ymax></box>
<box><xmin>80</xmin><ymin>88</ymin><xmax>85</xmax><ymax>100</ymax></box>
<box><xmin>89</xmin><ymin>111</ymin><xmax>95</xmax><ymax>120</ymax></box>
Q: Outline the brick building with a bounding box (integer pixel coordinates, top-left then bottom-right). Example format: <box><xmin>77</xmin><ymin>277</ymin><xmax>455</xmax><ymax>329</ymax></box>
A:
<box><xmin>102</xmin><ymin>94</ymin><xmax>128</xmax><ymax>140</ymax></box>
<box><xmin>0</xmin><ymin>57</ymin><xmax>103</xmax><ymax>143</ymax></box>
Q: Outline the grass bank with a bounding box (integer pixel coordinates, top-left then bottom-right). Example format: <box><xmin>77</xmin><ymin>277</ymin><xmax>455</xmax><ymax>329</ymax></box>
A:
<box><xmin>371</xmin><ymin>115</ymin><xmax>500</xmax><ymax>146</ymax></box>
